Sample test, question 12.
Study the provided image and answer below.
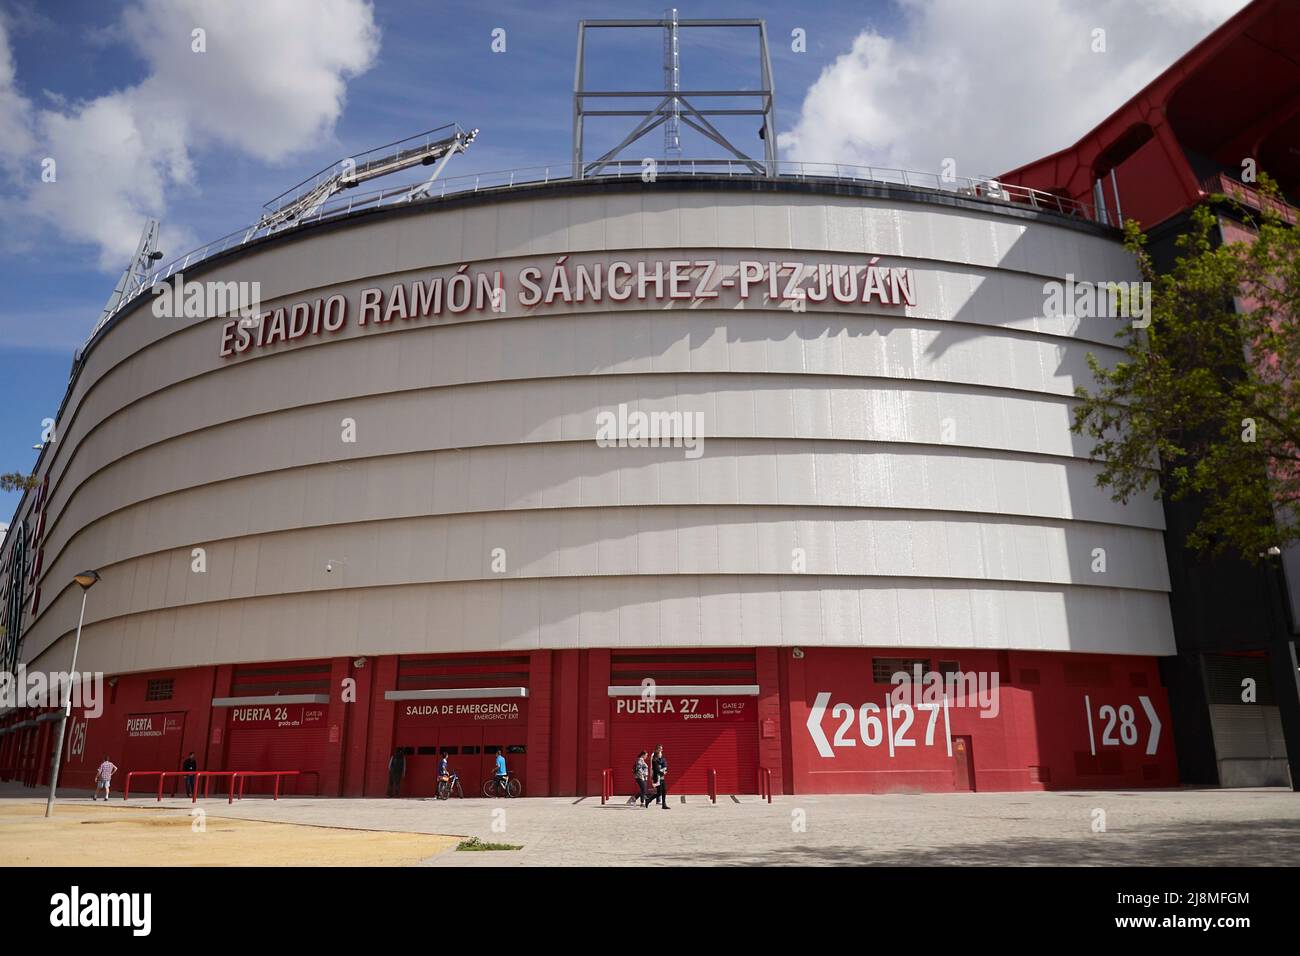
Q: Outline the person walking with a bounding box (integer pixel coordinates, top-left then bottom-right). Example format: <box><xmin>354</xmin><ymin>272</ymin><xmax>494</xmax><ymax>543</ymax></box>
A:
<box><xmin>387</xmin><ymin>747</ymin><xmax>406</xmax><ymax>797</ymax></box>
<box><xmin>492</xmin><ymin>748</ymin><xmax>508</xmax><ymax>797</ymax></box>
<box><xmin>182</xmin><ymin>751</ymin><xmax>198</xmax><ymax>798</ymax></box>
<box><xmin>650</xmin><ymin>744</ymin><xmax>669</xmax><ymax>809</ymax></box>
<box><xmin>92</xmin><ymin>755</ymin><xmax>118</xmax><ymax>801</ymax></box>
<box><xmin>634</xmin><ymin>750</ymin><xmax>652</xmax><ymax>807</ymax></box>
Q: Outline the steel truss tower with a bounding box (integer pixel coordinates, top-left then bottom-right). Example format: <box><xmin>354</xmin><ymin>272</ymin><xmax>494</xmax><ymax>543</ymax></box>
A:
<box><xmin>572</xmin><ymin>16</ymin><xmax>776</xmax><ymax>179</ymax></box>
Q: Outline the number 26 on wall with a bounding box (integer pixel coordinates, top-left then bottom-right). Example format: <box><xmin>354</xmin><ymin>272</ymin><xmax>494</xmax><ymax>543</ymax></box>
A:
<box><xmin>807</xmin><ymin>693</ymin><xmax>953</xmax><ymax>758</ymax></box>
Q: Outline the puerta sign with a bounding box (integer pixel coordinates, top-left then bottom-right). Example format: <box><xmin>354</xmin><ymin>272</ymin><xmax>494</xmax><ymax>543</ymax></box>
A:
<box><xmin>125</xmin><ymin>713</ymin><xmax>184</xmax><ymax>738</ymax></box>
<box><xmin>612</xmin><ymin>695</ymin><xmax>754</xmax><ymax>722</ymax></box>
<box><xmin>228</xmin><ymin>704</ymin><xmax>326</xmax><ymax>729</ymax></box>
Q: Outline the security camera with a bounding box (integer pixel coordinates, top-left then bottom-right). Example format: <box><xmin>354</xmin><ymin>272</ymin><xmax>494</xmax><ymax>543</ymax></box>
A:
<box><xmin>325</xmin><ymin>562</ymin><xmax>334</xmax><ymax>572</ymax></box>
<box><xmin>354</xmin><ymin>657</ymin><xmax>367</xmax><ymax>668</ymax></box>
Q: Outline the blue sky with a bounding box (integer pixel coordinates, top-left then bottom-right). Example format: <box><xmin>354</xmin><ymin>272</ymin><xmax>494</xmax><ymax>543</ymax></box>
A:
<box><xmin>0</xmin><ymin>0</ymin><xmax>1248</xmax><ymax>525</ymax></box>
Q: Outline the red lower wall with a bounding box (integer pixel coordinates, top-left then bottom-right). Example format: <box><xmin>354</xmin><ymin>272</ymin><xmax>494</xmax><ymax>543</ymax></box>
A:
<box><xmin>0</xmin><ymin>646</ymin><xmax>1179</xmax><ymax>797</ymax></box>
<box><xmin>785</xmin><ymin>648</ymin><xmax>1177</xmax><ymax>793</ymax></box>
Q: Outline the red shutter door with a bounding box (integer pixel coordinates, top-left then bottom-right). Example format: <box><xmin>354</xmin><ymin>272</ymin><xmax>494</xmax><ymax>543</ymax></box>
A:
<box><xmin>611</xmin><ymin>722</ymin><xmax>759</xmax><ymax>795</ymax></box>
<box><xmin>225</xmin><ymin>727</ymin><xmax>329</xmax><ymax>795</ymax></box>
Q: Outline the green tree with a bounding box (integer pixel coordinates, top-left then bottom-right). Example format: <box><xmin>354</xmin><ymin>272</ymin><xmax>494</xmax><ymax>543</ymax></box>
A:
<box><xmin>1073</xmin><ymin>176</ymin><xmax>1300</xmax><ymax>561</ymax></box>
<box><xmin>0</xmin><ymin>472</ymin><xmax>39</xmax><ymax>493</ymax></box>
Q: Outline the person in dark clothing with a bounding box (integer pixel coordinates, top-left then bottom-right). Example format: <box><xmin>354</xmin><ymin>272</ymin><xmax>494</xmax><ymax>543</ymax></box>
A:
<box><xmin>651</xmin><ymin>744</ymin><xmax>669</xmax><ymax>809</ymax></box>
<box><xmin>182</xmin><ymin>752</ymin><xmax>198</xmax><ymax>798</ymax></box>
<box><xmin>387</xmin><ymin>747</ymin><xmax>406</xmax><ymax>797</ymax></box>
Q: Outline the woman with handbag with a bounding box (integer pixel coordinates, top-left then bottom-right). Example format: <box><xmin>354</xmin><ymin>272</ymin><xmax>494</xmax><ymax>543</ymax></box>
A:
<box><xmin>633</xmin><ymin>750</ymin><xmax>652</xmax><ymax>807</ymax></box>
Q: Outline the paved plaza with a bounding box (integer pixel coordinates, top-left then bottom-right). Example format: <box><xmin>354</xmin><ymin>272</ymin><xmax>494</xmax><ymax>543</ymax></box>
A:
<box><xmin>2</xmin><ymin>783</ymin><xmax>1297</xmax><ymax>866</ymax></box>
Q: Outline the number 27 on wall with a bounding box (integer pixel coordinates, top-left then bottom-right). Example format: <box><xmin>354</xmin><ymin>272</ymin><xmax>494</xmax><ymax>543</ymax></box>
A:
<box><xmin>807</xmin><ymin>693</ymin><xmax>953</xmax><ymax>758</ymax></box>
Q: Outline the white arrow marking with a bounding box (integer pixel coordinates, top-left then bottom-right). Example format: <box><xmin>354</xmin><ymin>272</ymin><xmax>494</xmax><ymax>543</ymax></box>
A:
<box><xmin>1139</xmin><ymin>695</ymin><xmax>1161</xmax><ymax>756</ymax></box>
<box><xmin>806</xmin><ymin>692</ymin><xmax>833</xmax><ymax>757</ymax></box>
<box><xmin>942</xmin><ymin>694</ymin><xmax>952</xmax><ymax>757</ymax></box>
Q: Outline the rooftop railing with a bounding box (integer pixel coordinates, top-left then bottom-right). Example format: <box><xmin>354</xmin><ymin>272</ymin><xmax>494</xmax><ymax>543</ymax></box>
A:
<box><xmin>1200</xmin><ymin>171</ymin><xmax>1297</xmax><ymax>225</ymax></box>
<box><xmin>82</xmin><ymin>160</ymin><xmax>1112</xmax><ymax>350</ymax></box>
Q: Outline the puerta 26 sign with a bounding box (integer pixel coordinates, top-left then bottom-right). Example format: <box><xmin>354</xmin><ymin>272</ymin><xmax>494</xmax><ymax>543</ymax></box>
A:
<box><xmin>217</xmin><ymin>255</ymin><xmax>917</xmax><ymax>358</ymax></box>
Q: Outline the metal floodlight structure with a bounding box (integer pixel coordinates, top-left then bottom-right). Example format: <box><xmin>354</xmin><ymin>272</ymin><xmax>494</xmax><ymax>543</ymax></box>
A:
<box><xmin>91</xmin><ymin>218</ymin><xmax>163</xmax><ymax>339</ymax></box>
<box><xmin>246</xmin><ymin>123</ymin><xmax>479</xmax><ymax>241</ymax></box>
<box><xmin>573</xmin><ymin>14</ymin><xmax>776</xmax><ymax>179</ymax></box>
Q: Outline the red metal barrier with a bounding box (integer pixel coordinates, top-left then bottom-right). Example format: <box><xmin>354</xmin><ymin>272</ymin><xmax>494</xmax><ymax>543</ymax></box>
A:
<box><xmin>759</xmin><ymin>767</ymin><xmax>773</xmax><ymax>803</ymax></box>
<box><xmin>707</xmin><ymin>768</ymin><xmax>717</xmax><ymax>804</ymax></box>
<box><xmin>123</xmin><ymin>770</ymin><xmax>164</xmax><ymax>801</ymax></box>
<box><xmin>123</xmin><ymin>770</ymin><xmax>235</xmax><ymax>801</ymax></box>
<box><xmin>195</xmin><ymin>771</ymin><xmax>237</xmax><ymax>802</ymax></box>
<box><xmin>600</xmin><ymin>768</ymin><xmax>613</xmax><ymax>805</ymax></box>
<box><xmin>154</xmin><ymin>771</ymin><xmax>183</xmax><ymax>801</ymax></box>
<box><xmin>229</xmin><ymin>770</ymin><xmax>300</xmax><ymax>804</ymax></box>
<box><xmin>298</xmin><ymin>770</ymin><xmax>322</xmax><ymax>796</ymax></box>
<box><xmin>123</xmin><ymin>769</ymin><xmax>314</xmax><ymax>802</ymax></box>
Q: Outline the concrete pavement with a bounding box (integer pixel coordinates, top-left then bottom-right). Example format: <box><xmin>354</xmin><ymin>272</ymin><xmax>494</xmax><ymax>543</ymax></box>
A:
<box><xmin>5</xmin><ymin>783</ymin><xmax>1297</xmax><ymax>866</ymax></box>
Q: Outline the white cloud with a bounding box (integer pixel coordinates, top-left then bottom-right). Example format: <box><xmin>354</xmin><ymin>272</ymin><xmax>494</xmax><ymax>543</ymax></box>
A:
<box><xmin>0</xmin><ymin>17</ymin><xmax>34</xmax><ymax>163</ymax></box>
<box><xmin>778</xmin><ymin>0</ymin><xmax>1250</xmax><ymax>179</ymax></box>
<box><xmin>0</xmin><ymin>0</ymin><xmax>380</xmax><ymax>270</ymax></box>
<box><xmin>120</xmin><ymin>0</ymin><xmax>382</xmax><ymax>163</ymax></box>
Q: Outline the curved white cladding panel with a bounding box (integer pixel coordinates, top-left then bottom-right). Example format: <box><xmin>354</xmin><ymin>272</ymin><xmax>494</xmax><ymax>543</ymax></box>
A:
<box><xmin>14</xmin><ymin>182</ymin><xmax>1175</xmax><ymax>674</ymax></box>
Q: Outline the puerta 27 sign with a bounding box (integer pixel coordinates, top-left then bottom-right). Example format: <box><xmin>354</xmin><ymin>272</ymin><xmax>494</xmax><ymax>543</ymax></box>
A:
<box><xmin>218</xmin><ymin>255</ymin><xmax>916</xmax><ymax>358</ymax></box>
<box><xmin>613</xmin><ymin>695</ymin><xmax>754</xmax><ymax>722</ymax></box>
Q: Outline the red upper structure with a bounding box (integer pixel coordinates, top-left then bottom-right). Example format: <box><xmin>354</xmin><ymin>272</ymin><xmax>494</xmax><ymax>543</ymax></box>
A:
<box><xmin>1001</xmin><ymin>0</ymin><xmax>1300</xmax><ymax>230</ymax></box>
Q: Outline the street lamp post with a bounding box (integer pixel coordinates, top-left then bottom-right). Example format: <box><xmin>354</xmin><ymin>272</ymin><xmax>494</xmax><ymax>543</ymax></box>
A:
<box><xmin>44</xmin><ymin>570</ymin><xmax>99</xmax><ymax>817</ymax></box>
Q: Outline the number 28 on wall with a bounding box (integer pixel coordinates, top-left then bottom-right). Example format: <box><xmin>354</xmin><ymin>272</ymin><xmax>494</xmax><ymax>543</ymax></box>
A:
<box><xmin>1085</xmin><ymin>695</ymin><xmax>1162</xmax><ymax>756</ymax></box>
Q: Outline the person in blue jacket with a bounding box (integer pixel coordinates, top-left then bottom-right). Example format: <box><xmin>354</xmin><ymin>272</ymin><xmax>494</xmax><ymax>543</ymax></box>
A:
<box><xmin>493</xmin><ymin>749</ymin><xmax>508</xmax><ymax>796</ymax></box>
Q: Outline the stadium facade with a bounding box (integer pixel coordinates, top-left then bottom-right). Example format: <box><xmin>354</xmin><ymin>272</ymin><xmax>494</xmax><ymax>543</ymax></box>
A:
<box><xmin>0</xmin><ymin>171</ymin><xmax>1181</xmax><ymax>797</ymax></box>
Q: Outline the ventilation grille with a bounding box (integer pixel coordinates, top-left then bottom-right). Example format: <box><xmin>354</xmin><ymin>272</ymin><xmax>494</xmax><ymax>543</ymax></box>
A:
<box><xmin>1204</xmin><ymin>654</ymin><xmax>1275</xmax><ymax>705</ymax></box>
<box><xmin>1064</xmin><ymin>661</ymin><xmax>1113</xmax><ymax>688</ymax></box>
<box><xmin>873</xmin><ymin>658</ymin><xmax>931</xmax><ymax>684</ymax></box>
<box><xmin>1074</xmin><ymin>751</ymin><xmax>1123</xmax><ymax>776</ymax></box>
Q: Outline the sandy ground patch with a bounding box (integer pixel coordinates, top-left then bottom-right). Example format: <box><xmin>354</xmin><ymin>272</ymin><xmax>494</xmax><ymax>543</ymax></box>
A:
<box><xmin>0</xmin><ymin>800</ymin><xmax>458</xmax><ymax>866</ymax></box>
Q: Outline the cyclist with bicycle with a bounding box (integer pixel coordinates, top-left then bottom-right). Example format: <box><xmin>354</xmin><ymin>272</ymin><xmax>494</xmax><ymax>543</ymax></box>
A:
<box><xmin>437</xmin><ymin>751</ymin><xmax>463</xmax><ymax>799</ymax></box>
<box><xmin>493</xmin><ymin>748</ymin><xmax>508</xmax><ymax>797</ymax></box>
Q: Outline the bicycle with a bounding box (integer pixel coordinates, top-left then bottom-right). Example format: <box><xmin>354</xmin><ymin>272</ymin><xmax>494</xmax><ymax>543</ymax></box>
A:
<box><xmin>482</xmin><ymin>772</ymin><xmax>522</xmax><ymax>798</ymax></box>
<box><xmin>436</xmin><ymin>770</ymin><xmax>463</xmax><ymax>800</ymax></box>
